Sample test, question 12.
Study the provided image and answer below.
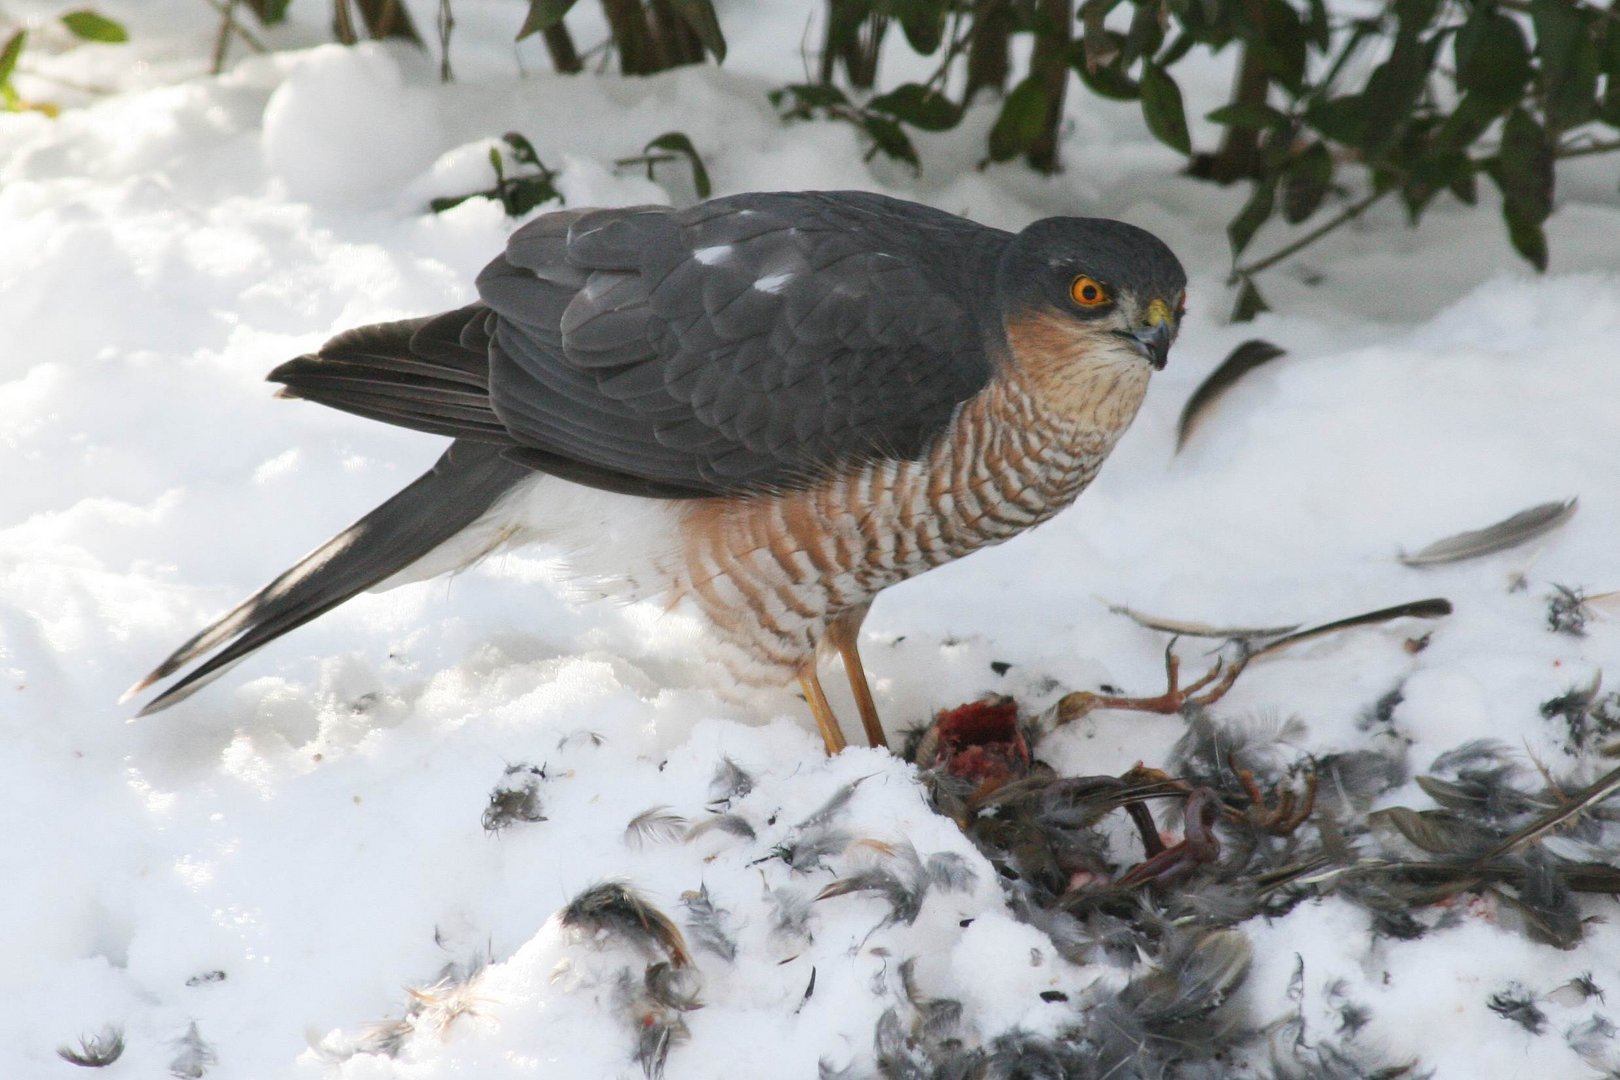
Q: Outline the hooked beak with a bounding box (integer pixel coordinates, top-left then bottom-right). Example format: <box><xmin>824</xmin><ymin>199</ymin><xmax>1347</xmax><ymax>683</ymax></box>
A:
<box><xmin>1114</xmin><ymin>298</ymin><xmax>1176</xmax><ymax>371</ymax></box>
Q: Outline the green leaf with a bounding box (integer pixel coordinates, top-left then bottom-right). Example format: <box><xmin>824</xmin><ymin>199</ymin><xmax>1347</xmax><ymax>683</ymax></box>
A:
<box><xmin>1281</xmin><ymin>141</ymin><xmax>1332</xmax><ymax>224</ymax></box>
<box><xmin>645</xmin><ymin>131</ymin><xmax>711</xmax><ymax>198</ymax></box>
<box><xmin>1303</xmin><ymin>0</ymin><xmax>1331</xmax><ymax>51</ymax></box>
<box><xmin>1502</xmin><ymin>205</ymin><xmax>1550</xmax><ymax>273</ymax></box>
<box><xmin>1448</xmin><ymin>167</ymin><xmax>1478</xmax><ymax>206</ymax></box>
<box><xmin>243</xmin><ymin>0</ymin><xmax>292</xmax><ymax>25</ymax></box>
<box><xmin>1497</xmin><ymin>107</ymin><xmax>1555</xmax><ymax>219</ymax></box>
<box><xmin>868</xmin><ymin>82</ymin><xmax>961</xmax><ymax>131</ymax></box>
<box><xmin>61</xmin><ymin>10</ymin><xmax>129</xmax><ymax>43</ymax></box>
<box><xmin>1079</xmin><ymin>0</ymin><xmax>1123</xmax><ymax>71</ymax></box>
<box><xmin>503</xmin><ymin>131</ymin><xmax>542</xmax><ymax>167</ymax></box>
<box><xmin>1491</xmin><ymin>108</ymin><xmax>1554</xmax><ymax>270</ymax></box>
<box><xmin>860</xmin><ymin>114</ymin><xmax>919</xmax><ymax>171</ymax></box>
<box><xmin>1139</xmin><ymin>61</ymin><xmax>1191</xmax><ymax>155</ymax></box>
<box><xmin>1205</xmin><ymin>102</ymin><xmax>1289</xmax><ymax>131</ymax></box>
<box><xmin>1227</xmin><ymin>177</ymin><xmax>1276</xmax><ymax>256</ymax></box>
<box><xmin>1120</xmin><ymin>1</ymin><xmax>1166</xmax><ymax>67</ymax></box>
<box><xmin>1401</xmin><ymin>148</ymin><xmax>1470</xmax><ymax>222</ymax></box>
<box><xmin>0</xmin><ymin>30</ymin><xmax>25</xmax><ymax>87</ymax></box>
<box><xmin>502</xmin><ymin>174</ymin><xmax>562</xmax><ymax>216</ymax></box>
<box><xmin>883</xmin><ymin>0</ymin><xmax>945</xmax><ymax>56</ymax></box>
<box><xmin>670</xmin><ymin>0</ymin><xmax>727</xmax><ymax>63</ymax></box>
<box><xmin>1394</xmin><ymin>0</ymin><xmax>1441</xmax><ymax>32</ymax></box>
<box><xmin>1454</xmin><ymin>10</ymin><xmax>1531</xmax><ymax>117</ymax></box>
<box><xmin>987</xmin><ymin>76</ymin><xmax>1049</xmax><ymax>161</ymax></box>
<box><xmin>1600</xmin><ymin>81</ymin><xmax>1620</xmax><ymax>129</ymax></box>
<box><xmin>1358</xmin><ymin>30</ymin><xmax>1436</xmax><ymax>157</ymax></box>
<box><xmin>769</xmin><ymin>82</ymin><xmax>849</xmax><ymax>115</ymax></box>
<box><xmin>1070</xmin><ymin>39</ymin><xmax>1140</xmax><ymax>100</ymax></box>
<box><xmin>1248</xmin><ymin>0</ymin><xmax>1307</xmax><ymax>94</ymax></box>
<box><xmin>1531</xmin><ymin>0</ymin><xmax>1600</xmax><ymax>132</ymax></box>
<box><xmin>1604</xmin><ymin>20</ymin><xmax>1620</xmax><ymax>79</ymax></box>
<box><xmin>1158</xmin><ymin>28</ymin><xmax>1198</xmax><ymax>67</ymax></box>
<box><xmin>1230</xmin><ymin>277</ymin><xmax>1270</xmax><ymax>323</ymax></box>
<box><xmin>517</xmin><ymin>0</ymin><xmax>579</xmax><ymax>40</ymax></box>
<box><xmin>1435</xmin><ymin>92</ymin><xmax>1502</xmax><ymax>153</ymax></box>
<box><xmin>1304</xmin><ymin>93</ymin><xmax>1364</xmax><ymax>146</ymax></box>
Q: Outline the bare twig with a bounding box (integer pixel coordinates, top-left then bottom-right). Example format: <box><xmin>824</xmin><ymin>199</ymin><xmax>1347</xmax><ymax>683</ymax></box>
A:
<box><xmin>923</xmin><ymin>5</ymin><xmax>973</xmax><ymax>93</ymax></box>
<box><xmin>437</xmin><ymin>0</ymin><xmax>454</xmax><ymax>81</ymax></box>
<box><xmin>333</xmin><ymin>0</ymin><xmax>358</xmax><ymax>45</ymax></box>
<box><xmin>210</xmin><ymin>0</ymin><xmax>239</xmax><ymax>75</ymax></box>
<box><xmin>543</xmin><ymin>23</ymin><xmax>582</xmax><ymax>73</ymax></box>
<box><xmin>196</xmin><ymin>0</ymin><xmax>268</xmax><ymax>53</ymax></box>
<box><xmin>1557</xmin><ymin>137</ymin><xmax>1620</xmax><ymax>159</ymax></box>
<box><xmin>13</xmin><ymin>66</ymin><xmax>116</xmax><ymax>95</ymax></box>
<box><xmin>1230</xmin><ymin>188</ymin><xmax>1387</xmax><ymax>283</ymax></box>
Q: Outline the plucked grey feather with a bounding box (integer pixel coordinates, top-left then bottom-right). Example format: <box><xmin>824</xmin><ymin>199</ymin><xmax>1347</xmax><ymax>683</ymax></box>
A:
<box><xmin>168</xmin><ymin>1022</ymin><xmax>216</xmax><ymax>1079</ymax></box>
<box><xmin>624</xmin><ymin>806</ymin><xmax>690</xmax><ymax>848</ymax></box>
<box><xmin>1398</xmin><ymin>497</ymin><xmax>1578</xmax><ymax>567</ymax></box>
<box><xmin>56</xmin><ymin>1026</ymin><xmax>125</xmax><ymax>1068</ymax></box>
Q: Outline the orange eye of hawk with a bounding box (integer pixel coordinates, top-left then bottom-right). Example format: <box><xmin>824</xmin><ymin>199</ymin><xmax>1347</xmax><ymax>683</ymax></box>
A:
<box><xmin>1070</xmin><ymin>275</ymin><xmax>1108</xmax><ymax>307</ymax></box>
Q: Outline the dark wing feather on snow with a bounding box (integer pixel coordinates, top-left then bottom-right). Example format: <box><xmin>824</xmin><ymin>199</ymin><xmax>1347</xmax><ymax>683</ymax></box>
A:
<box><xmin>478</xmin><ymin>190</ymin><xmax>1007</xmax><ymax>495</ymax></box>
<box><xmin>1397</xmin><ymin>497</ymin><xmax>1578</xmax><ymax>567</ymax></box>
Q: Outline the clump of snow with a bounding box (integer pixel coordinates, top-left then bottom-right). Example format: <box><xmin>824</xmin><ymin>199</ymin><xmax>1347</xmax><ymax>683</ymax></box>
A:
<box><xmin>263</xmin><ymin>44</ymin><xmax>444</xmax><ymax>206</ymax></box>
<box><xmin>2</xmin><ymin>0</ymin><xmax>1619</xmax><ymax>1076</ymax></box>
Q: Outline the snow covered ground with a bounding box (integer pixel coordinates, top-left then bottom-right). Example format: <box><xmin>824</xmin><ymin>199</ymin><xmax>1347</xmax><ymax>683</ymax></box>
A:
<box><xmin>3</xmin><ymin>2</ymin><xmax>1620</xmax><ymax>1077</ymax></box>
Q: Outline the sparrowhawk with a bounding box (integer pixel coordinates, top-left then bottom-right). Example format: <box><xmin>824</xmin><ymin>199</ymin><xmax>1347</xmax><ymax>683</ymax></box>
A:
<box><xmin>128</xmin><ymin>190</ymin><xmax>1187</xmax><ymax>753</ymax></box>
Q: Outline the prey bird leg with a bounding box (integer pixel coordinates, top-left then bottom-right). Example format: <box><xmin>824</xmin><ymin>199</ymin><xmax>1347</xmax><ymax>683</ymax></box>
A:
<box><xmin>1234</xmin><ymin>767</ymin><xmax>1318</xmax><ymax>836</ymax></box>
<box><xmin>1123</xmin><ymin>800</ymin><xmax>1166</xmax><ymax>857</ymax></box>
<box><xmin>1112</xmin><ymin>786</ymin><xmax>1223</xmax><ymax>890</ymax></box>
<box><xmin>1055</xmin><ymin>640</ymin><xmax>1249</xmax><ymax>725</ymax></box>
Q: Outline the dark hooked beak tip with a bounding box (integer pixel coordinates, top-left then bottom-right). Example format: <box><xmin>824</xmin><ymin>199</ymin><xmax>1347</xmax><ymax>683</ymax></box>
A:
<box><xmin>1117</xmin><ymin>320</ymin><xmax>1174</xmax><ymax>371</ymax></box>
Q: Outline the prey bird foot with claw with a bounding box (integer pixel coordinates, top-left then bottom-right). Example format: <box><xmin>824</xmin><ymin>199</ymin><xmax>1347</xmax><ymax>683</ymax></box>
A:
<box><xmin>1054</xmin><ymin>643</ymin><xmax>1247</xmax><ymax>727</ymax></box>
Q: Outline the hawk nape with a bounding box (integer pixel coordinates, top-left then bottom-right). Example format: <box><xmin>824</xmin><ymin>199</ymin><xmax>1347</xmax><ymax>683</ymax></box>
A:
<box><xmin>129</xmin><ymin>190</ymin><xmax>1186</xmax><ymax>753</ymax></box>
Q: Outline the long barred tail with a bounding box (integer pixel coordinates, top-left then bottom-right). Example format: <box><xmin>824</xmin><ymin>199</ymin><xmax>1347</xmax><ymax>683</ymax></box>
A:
<box><xmin>126</xmin><ymin>439</ymin><xmax>530</xmax><ymax>716</ymax></box>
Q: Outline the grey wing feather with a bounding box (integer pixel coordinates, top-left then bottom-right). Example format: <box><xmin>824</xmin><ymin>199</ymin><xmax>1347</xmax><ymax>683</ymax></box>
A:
<box><xmin>480</xmin><ymin>190</ymin><xmax>1008</xmax><ymax>494</ymax></box>
<box><xmin>267</xmin><ymin>191</ymin><xmax>1008</xmax><ymax>500</ymax></box>
<box><xmin>271</xmin><ymin>308</ymin><xmax>511</xmax><ymax>442</ymax></box>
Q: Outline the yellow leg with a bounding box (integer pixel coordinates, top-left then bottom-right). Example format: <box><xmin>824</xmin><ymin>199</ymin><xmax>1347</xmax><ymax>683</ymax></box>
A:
<box><xmin>825</xmin><ymin>605</ymin><xmax>886</xmax><ymax>748</ymax></box>
<box><xmin>799</xmin><ymin>667</ymin><xmax>848</xmax><ymax>755</ymax></box>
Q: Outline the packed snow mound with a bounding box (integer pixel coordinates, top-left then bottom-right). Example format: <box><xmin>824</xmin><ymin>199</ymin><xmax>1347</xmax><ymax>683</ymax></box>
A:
<box><xmin>262</xmin><ymin>44</ymin><xmax>444</xmax><ymax>206</ymax></box>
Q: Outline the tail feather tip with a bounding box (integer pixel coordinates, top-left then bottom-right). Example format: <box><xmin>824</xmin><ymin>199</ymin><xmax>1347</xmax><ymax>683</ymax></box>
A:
<box><xmin>119</xmin><ymin>676</ymin><xmax>155</xmax><ymax>706</ymax></box>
